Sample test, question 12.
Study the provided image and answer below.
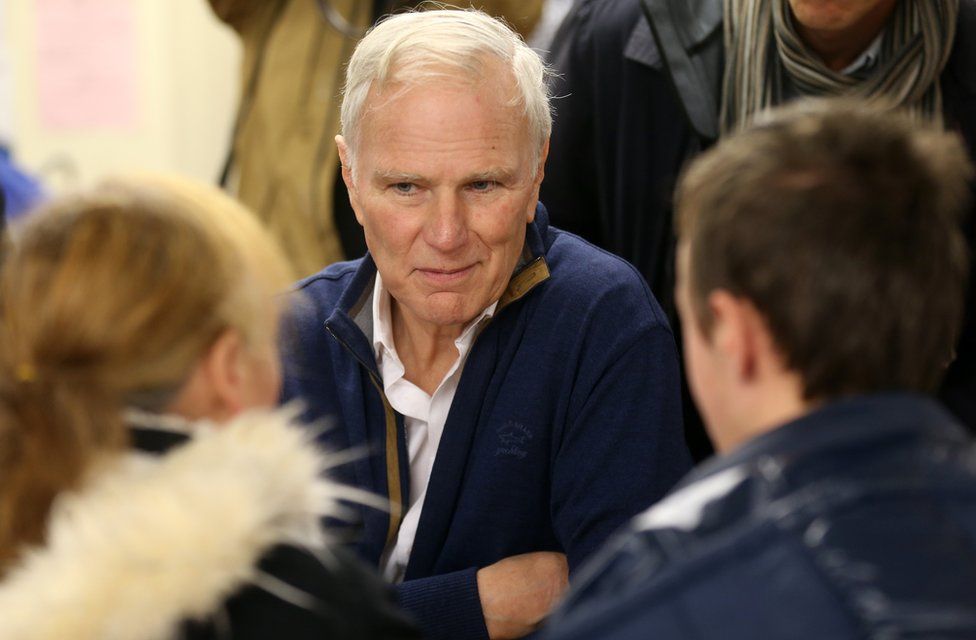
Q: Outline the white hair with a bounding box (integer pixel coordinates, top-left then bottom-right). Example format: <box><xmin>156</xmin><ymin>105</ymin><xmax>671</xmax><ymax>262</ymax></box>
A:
<box><xmin>340</xmin><ymin>8</ymin><xmax>553</xmax><ymax>168</ymax></box>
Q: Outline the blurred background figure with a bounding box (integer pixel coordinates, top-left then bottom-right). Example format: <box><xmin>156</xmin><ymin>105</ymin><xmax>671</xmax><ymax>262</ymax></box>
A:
<box><xmin>208</xmin><ymin>0</ymin><xmax>545</xmax><ymax>278</ymax></box>
<box><xmin>543</xmin><ymin>0</ymin><xmax>976</xmax><ymax>458</ymax></box>
<box><xmin>0</xmin><ymin>177</ymin><xmax>420</xmax><ymax>640</ymax></box>
<box><xmin>528</xmin><ymin>0</ymin><xmax>575</xmax><ymax>55</ymax></box>
<box><xmin>0</xmin><ymin>147</ymin><xmax>44</xmax><ymax>224</ymax></box>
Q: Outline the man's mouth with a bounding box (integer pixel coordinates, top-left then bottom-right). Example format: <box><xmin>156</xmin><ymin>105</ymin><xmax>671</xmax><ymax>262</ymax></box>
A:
<box><xmin>417</xmin><ymin>264</ymin><xmax>476</xmax><ymax>285</ymax></box>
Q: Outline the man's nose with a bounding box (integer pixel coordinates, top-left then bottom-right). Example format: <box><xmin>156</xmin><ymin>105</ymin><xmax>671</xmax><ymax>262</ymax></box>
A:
<box><xmin>423</xmin><ymin>191</ymin><xmax>468</xmax><ymax>253</ymax></box>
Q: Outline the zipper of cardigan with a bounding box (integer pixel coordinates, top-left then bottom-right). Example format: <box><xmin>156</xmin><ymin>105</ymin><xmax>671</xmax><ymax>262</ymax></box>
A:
<box><xmin>324</xmin><ymin>323</ymin><xmax>405</xmax><ymax>548</ymax></box>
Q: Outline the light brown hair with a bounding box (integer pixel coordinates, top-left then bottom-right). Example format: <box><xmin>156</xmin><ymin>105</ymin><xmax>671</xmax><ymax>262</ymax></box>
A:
<box><xmin>0</xmin><ymin>176</ymin><xmax>292</xmax><ymax>571</ymax></box>
<box><xmin>677</xmin><ymin>98</ymin><xmax>973</xmax><ymax>400</ymax></box>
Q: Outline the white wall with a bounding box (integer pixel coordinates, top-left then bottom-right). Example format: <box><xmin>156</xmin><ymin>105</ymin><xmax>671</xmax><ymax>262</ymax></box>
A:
<box><xmin>4</xmin><ymin>0</ymin><xmax>241</xmax><ymax>192</ymax></box>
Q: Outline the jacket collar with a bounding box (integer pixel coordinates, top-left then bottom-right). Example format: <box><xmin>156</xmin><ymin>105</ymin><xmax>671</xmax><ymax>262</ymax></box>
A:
<box><xmin>686</xmin><ymin>393</ymin><xmax>966</xmax><ymax>489</ymax></box>
<box><xmin>628</xmin><ymin>0</ymin><xmax>724</xmax><ymax>139</ymax></box>
<box><xmin>634</xmin><ymin>393</ymin><xmax>965</xmax><ymax>535</ymax></box>
<box><xmin>125</xmin><ymin>408</ymin><xmax>194</xmax><ymax>454</ymax></box>
<box><xmin>625</xmin><ymin>0</ymin><xmax>723</xmax><ymax>68</ymax></box>
<box><xmin>0</xmin><ymin>408</ymin><xmax>356</xmax><ymax>640</ymax></box>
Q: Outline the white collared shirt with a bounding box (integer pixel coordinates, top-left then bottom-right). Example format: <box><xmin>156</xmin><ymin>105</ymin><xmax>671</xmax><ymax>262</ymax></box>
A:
<box><xmin>372</xmin><ymin>273</ymin><xmax>497</xmax><ymax>583</ymax></box>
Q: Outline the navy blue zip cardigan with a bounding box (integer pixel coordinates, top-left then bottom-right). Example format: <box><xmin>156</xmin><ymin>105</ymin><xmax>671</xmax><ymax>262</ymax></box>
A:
<box><xmin>282</xmin><ymin>204</ymin><xmax>691</xmax><ymax>639</ymax></box>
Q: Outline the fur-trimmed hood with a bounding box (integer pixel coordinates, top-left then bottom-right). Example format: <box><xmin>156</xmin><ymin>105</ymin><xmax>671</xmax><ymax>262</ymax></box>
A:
<box><xmin>0</xmin><ymin>407</ymin><xmax>362</xmax><ymax>640</ymax></box>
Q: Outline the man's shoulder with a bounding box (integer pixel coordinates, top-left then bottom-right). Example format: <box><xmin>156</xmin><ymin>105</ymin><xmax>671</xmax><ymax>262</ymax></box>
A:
<box><xmin>544</xmin><ymin>228</ymin><xmax>670</xmax><ymax>327</ymax></box>
<box><xmin>292</xmin><ymin>258</ymin><xmax>364</xmax><ymax>310</ymax></box>
<box><xmin>548</xmin><ymin>458</ymin><xmax>976</xmax><ymax>639</ymax></box>
<box><xmin>543</xmin><ymin>482</ymin><xmax>823</xmax><ymax>640</ymax></box>
<box><xmin>295</xmin><ymin>258</ymin><xmax>362</xmax><ymax>291</ymax></box>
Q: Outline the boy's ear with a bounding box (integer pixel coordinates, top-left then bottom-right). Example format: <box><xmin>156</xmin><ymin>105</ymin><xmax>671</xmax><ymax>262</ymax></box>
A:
<box><xmin>526</xmin><ymin>138</ymin><xmax>550</xmax><ymax>224</ymax></box>
<box><xmin>708</xmin><ymin>291</ymin><xmax>762</xmax><ymax>383</ymax></box>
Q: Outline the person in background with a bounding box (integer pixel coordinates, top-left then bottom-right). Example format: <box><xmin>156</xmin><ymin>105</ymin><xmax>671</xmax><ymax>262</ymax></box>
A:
<box><xmin>282</xmin><ymin>8</ymin><xmax>691</xmax><ymax>640</ymax></box>
<box><xmin>542</xmin><ymin>99</ymin><xmax>976</xmax><ymax>640</ymax></box>
<box><xmin>0</xmin><ymin>176</ymin><xmax>420</xmax><ymax>640</ymax></box>
<box><xmin>527</xmin><ymin>0</ymin><xmax>575</xmax><ymax>55</ymax></box>
<box><xmin>207</xmin><ymin>0</ymin><xmax>544</xmax><ymax>278</ymax></box>
<box><xmin>0</xmin><ymin>147</ymin><xmax>45</xmax><ymax>223</ymax></box>
<box><xmin>543</xmin><ymin>0</ymin><xmax>976</xmax><ymax>458</ymax></box>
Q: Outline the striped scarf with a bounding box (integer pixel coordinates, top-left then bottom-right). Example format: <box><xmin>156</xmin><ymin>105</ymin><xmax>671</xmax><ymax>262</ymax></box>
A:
<box><xmin>720</xmin><ymin>0</ymin><xmax>959</xmax><ymax>135</ymax></box>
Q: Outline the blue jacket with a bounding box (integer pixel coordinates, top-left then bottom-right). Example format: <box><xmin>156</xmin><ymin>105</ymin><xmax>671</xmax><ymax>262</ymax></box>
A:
<box><xmin>281</xmin><ymin>204</ymin><xmax>692</xmax><ymax>639</ymax></box>
<box><xmin>542</xmin><ymin>394</ymin><xmax>976</xmax><ymax>640</ymax></box>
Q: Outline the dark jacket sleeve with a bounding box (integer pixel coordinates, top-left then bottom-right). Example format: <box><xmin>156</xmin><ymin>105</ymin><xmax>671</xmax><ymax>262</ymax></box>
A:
<box><xmin>396</xmin><ymin>567</ymin><xmax>489</xmax><ymax>640</ymax></box>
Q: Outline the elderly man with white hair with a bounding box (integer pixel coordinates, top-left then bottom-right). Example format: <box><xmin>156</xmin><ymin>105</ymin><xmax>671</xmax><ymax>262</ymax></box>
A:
<box><xmin>282</xmin><ymin>8</ymin><xmax>691</xmax><ymax>640</ymax></box>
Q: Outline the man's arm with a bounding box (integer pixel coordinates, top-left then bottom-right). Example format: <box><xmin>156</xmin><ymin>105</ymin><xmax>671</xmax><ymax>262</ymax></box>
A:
<box><xmin>395</xmin><ymin>553</ymin><xmax>569</xmax><ymax>640</ymax></box>
<box><xmin>550</xmin><ymin>288</ymin><xmax>691</xmax><ymax>571</ymax></box>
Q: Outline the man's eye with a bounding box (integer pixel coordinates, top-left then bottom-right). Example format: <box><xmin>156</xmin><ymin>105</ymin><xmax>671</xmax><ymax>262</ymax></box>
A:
<box><xmin>392</xmin><ymin>183</ymin><xmax>416</xmax><ymax>194</ymax></box>
<box><xmin>469</xmin><ymin>180</ymin><xmax>497</xmax><ymax>192</ymax></box>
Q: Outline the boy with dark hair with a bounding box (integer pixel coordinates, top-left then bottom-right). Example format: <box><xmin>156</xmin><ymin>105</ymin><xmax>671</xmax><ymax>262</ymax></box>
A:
<box><xmin>542</xmin><ymin>99</ymin><xmax>976</xmax><ymax>640</ymax></box>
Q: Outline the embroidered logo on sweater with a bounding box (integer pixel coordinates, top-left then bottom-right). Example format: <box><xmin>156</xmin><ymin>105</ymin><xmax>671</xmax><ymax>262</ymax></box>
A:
<box><xmin>496</xmin><ymin>420</ymin><xmax>532</xmax><ymax>459</ymax></box>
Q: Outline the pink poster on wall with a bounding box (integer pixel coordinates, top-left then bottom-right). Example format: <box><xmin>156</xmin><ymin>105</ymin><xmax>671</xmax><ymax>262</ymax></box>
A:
<box><xmin>35</xmin><ymin>0</ymin><xmax>138</xmax><ymax>130</ymax></box>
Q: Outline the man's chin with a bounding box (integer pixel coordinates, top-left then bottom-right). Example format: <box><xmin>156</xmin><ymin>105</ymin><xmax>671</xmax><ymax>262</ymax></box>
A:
<box><xmin>418</xmin><ymin>299</ymin><xmax>485</xmax><ymax>331</ymax></box>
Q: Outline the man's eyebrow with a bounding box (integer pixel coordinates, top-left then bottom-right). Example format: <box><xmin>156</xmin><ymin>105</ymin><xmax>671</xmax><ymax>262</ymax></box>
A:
<box><xmin>373</xmin><ymin>170</ymin><xmax>424</xmax><ymax>183</ymax></box>
<box><xmin>465</xmin><ymin>168</ymin><xmax>517</xmax><ymax>182</ymax></box>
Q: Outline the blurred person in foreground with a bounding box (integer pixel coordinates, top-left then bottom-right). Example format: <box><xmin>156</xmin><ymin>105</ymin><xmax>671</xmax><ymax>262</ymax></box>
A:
<box><xmin>0</xmin><ymin>177</ymin><xmax>420</xmax><ymax>639</ymax></box>
<box><xmin>282</xmin><ymin>8</ymin><xmax>691</xmax><ymax>639</ymax></box>
<box><xmin>543</xmin><ymin>100</ymin><xmax>976</xmax><ymax>639</ymax></box>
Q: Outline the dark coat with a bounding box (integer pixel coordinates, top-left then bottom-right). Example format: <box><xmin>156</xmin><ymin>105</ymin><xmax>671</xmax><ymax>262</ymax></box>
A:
<box><xmin>541</xmin><ymin>394</ymin><xmax>976</xmax><ymax>639</ymax></box>
<box><xmin>542</xmin><ymin>0</ymin><xmax>976</xmax><ymax>444</ymax></box>
<box><xmin>282</xmin><ymin>204</ymin><xmax>692</xmax><ymax>639</ymax></box>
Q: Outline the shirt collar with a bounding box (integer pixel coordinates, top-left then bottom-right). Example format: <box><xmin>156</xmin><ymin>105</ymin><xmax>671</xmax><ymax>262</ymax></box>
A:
<box><xmin>677</xmin><ymin>393</ymin><xmax>963</xmax><ymax>491</ymax></box>
<box><xmin>841</xmin><ymin>31</ymin><xmax>883</xmax><ymax>76</ymax></box>
<box><xmin>371</xmin><ymin>271</ymin><xmax>498</xmax><ymax>363</ymax></box>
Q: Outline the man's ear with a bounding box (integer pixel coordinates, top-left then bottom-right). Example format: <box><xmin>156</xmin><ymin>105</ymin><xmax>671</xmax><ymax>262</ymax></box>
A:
<box><xmin>535</xmin><ymin>138</ymin><xmax>550</xmax><ymax>184</ymax></box>
<box><xmin>336</xmin><ymin>135</ymin><xmax>365</xmax><ymax>226</ymax></box>
<box><xmin>526</xmin><ymin>138</ymin><xmax>550</xmax><ymax>223</ymax></box>
<box><xmin>707</xmin><ymin>291</ymin><xmax>762</xmax><ymax>383</ymax></box>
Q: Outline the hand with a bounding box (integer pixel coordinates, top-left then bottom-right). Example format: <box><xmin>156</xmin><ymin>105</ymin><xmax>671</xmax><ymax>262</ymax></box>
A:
<box><xmin>476</xmin><ymin>551</ymin><xmax>569</xmax><ymax>639</ymax></box>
